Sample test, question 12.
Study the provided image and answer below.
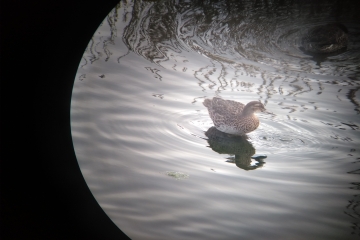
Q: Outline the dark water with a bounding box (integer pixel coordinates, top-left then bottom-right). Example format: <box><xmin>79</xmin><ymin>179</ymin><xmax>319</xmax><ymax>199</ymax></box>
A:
<box><xmin>71</xmin><ymin>0</ymin><xmax>360</xmax><ymax>239</ymax></box>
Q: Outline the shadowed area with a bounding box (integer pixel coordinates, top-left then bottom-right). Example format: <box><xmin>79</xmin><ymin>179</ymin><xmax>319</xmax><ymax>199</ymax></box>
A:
<box><xmin>205</xmin><ymin>127</ymin><xmax>266</xmax><ymax>171</ymax></box>
<box><xmin>301</xmin><ymin>23</ymin><xmax>348</xmax><ymax>54</ymax></box>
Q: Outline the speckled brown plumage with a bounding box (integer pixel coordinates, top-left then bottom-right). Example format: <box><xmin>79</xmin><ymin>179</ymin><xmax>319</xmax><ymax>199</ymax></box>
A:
<box><xmin>203</xmin><ymin>97</ymin><xmax>265</xmax><ymax>136</ymax></box>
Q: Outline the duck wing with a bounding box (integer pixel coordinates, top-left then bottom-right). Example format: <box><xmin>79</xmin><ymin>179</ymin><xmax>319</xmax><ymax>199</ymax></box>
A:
<box><xmin>210</xmin><ymin>97</ymin><xmax>245</xmax><ymax>117</ymax></box>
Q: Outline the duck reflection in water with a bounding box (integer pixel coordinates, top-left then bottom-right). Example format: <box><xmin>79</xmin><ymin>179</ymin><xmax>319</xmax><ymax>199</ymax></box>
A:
<box><xmin>300</xmin><ymin>23</ymin><xmax>348</xmax><ymax>65</ymax></box>
<box><xmin>205</xmin><ymin>127</ymin><xmax>266</xmax><ymax>171</ymax></box>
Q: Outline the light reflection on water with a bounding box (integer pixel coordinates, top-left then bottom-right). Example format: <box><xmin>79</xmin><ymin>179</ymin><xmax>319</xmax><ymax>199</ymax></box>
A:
<box><xmin>71</xmin><ymin>0</ymin><xmax>360</xmax><ymax>239</ymax></box>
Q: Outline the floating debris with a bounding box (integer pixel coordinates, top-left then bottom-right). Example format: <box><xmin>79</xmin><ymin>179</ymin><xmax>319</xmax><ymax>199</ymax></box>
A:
<box><xmin>280</xmin><ymin>137</ymin><xmax>293</xmax><ymax>141</ymax></box>
<box><xmin>165</xmin><ymin>171</ymin><xmax>189</xmax><ymax>180</ymax></box>
<box><xmin>152</xmin><ymin>93</ymin><xmax>164</xmax><ymax>99</ymax></box>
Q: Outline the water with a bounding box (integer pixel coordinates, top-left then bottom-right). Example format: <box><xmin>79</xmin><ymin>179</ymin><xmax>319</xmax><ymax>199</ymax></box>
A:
<box><xmin>71</xmin><ymin>0</ymin><xmax>360</xmax><ymax>239</ymax></box>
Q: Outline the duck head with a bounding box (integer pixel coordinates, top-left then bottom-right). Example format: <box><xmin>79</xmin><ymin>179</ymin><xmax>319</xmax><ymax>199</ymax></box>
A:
<box><xmin>243</xmin><ymin>101</ymin><xmax>266</xmax><ymax>116</ymax></box>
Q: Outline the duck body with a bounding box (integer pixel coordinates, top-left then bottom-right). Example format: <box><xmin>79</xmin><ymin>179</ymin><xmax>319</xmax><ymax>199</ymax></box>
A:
<box><xmin>301</xmin><ymin>23</ymin><xmax>348</xmax><ymax>54</ymax></box>
<box><xmin>203</xmin><ymin>97</ymin><xmax>265</xmax><ymax>136</ymax></box>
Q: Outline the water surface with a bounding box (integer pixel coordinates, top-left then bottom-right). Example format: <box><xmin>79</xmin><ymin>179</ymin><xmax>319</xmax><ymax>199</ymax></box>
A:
<box><xmin>71</xmin><ymin>0</ymin><xmax>360</xmax><ymax>239</ymax></box>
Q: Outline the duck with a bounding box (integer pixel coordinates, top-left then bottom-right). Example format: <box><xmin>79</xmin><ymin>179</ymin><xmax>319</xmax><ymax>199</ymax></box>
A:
<box><xmin>301</xmin><ymin>23</ymin><xmax>348</xmax><ymax>54</ymax></box>
<box><xmin>203</xmin><ymin>97</ymin><xmax>266</xmax><ymax>136</ymax></box>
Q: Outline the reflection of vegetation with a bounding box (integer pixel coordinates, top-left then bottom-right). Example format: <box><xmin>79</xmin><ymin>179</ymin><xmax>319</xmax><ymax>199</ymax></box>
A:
<box><xmin>205</xmin><ymin>127</ymin><xmax>266</xmax><ymax>170</ymax></box>
<box><xmin>347</xmin><ymin>87</ymin><xmax>360</xmax><ymax>114</ymax></box>
<box><xmin>123</xmin><ymin>0</ymin><xmax>180</xmax><ymax>64</ymax></box>
<box><xmin>82</xmin><ymin>0</ymin><xmax>359</xmax><ymax>103</ymax></box>
<box><xmin>118</xmin><ymin>0</ymin><xmax>359</xmax><ymax>102</ymax></box>
<box><xmin>345</xmin><ymin>162</ymin><xmax>360</xmax><ymax>236</ymax></box>
<box><xmin>300</xmin><ymin>45</ymin><xmax>348</xmax><ymax>67</ymax></box>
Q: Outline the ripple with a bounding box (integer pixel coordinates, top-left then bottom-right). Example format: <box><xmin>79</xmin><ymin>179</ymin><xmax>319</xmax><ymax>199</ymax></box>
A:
<box><xmin>160</xmin><ymin>109</ymin><xmax>209</xmax><ymax>144</ymax></box>
<box><xmin>250</xmin><ymin>119</ymin><xmax>321</xmax><ymax>152</ymax></box>
<box><xmin>159</xmin><ymin>107</ymin><xmax>326</xmax><ymax>156</ymax></box>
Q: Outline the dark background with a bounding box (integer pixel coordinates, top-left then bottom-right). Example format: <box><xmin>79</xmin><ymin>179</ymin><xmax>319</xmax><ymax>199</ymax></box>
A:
<box><xmin>2</xmin><ymin>0</ymin><xmax>130</xmax><ymax>239</ymax></box>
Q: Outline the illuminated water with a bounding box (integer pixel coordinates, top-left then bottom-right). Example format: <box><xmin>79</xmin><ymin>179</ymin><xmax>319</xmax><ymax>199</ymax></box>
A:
<box><xmin>71</xmin><ymin>1</ymin><xmax>360</xmax><ymax>239</ymax></box>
